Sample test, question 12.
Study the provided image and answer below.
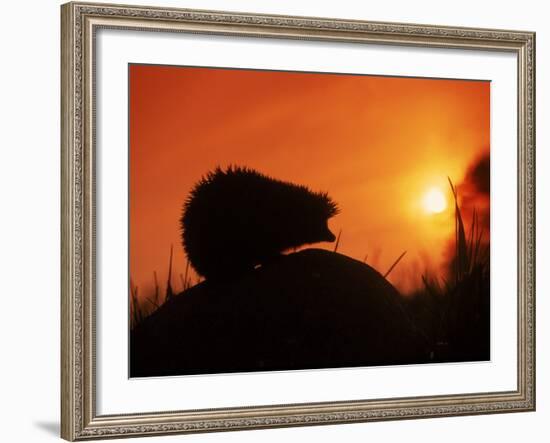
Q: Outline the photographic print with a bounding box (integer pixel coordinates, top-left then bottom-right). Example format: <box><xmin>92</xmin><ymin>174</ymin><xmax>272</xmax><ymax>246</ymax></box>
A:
<box><xmin>129</xmin><ymin>64</ymin><xmax>490</xmax><ymax>378</ymax></box>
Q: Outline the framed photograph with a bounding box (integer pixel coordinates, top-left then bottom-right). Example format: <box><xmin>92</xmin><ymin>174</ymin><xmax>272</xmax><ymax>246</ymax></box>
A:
<box><xmin>61</xmin><ymin>1</ymin><xmax>536</xmax><ymax>440</ymax></box>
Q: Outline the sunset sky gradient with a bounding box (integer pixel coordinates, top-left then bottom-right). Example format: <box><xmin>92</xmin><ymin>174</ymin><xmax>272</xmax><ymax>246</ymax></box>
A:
<box><xmin>130</xmin><ymin>64</ymin><xmax>490</xmax><ymax>295</ymax></box>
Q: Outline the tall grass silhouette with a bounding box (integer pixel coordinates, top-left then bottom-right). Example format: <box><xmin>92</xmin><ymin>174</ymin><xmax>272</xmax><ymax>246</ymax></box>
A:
<box><xmin>403</xmin><ymin>177</ymin><xmax>490</xmax><ymax>361</ymax></box>
<box><xmin>130</xmin><ymin>248</ymin><xmax>198</xmax><ymax>330</ymax></box>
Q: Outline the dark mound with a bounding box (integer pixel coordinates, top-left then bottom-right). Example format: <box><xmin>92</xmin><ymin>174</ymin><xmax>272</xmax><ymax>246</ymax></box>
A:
<box><xmin>130</xmin><ymin>249</ymin><xmax>429</xmax><ymax>377</ymax></box>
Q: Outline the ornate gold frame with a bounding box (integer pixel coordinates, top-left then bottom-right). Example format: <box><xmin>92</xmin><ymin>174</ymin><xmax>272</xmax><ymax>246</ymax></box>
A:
<box><xmin>61</xmin><ymin>2</ymin><xmax>536</xmax><ymax>440</ymax></box>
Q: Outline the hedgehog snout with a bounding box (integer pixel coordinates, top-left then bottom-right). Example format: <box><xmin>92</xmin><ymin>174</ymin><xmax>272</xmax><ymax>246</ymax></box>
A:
<box><xmin>321</xmin><ymin>226</ymin><xmax>336</xmax><ymax>242</ymax></box>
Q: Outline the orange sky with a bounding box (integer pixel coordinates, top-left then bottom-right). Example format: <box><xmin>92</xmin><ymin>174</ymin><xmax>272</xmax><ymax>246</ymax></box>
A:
<box><xmin>129</xmin><ymin>64</ymin><xmax>489</xmax><ymax>296</ymax></box>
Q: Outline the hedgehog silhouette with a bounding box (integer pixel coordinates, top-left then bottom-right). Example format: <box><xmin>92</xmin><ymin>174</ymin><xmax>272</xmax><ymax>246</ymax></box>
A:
<box><xmin>180</xmin><ymin>166</ymin><xmax>339</xmax><ymax>280</ymax></box>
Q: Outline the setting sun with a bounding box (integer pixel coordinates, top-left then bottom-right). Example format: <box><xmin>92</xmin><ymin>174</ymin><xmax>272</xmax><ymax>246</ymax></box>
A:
<box><xmin>422</xmin><ymin>187</ymin><xmax>447</xmax><ymax>214</ymax></box>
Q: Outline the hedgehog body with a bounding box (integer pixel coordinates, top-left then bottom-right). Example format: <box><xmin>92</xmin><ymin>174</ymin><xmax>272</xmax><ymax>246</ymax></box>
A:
<box><xmin>180</xmin><ymin>166</ymin><xmax>339</xmax><ymax>280</ymax></box>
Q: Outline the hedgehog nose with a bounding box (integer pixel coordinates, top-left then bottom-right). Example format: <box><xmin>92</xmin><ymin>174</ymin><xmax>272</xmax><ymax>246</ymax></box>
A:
<box><xmin>324</xmin><ymin>228</ymin><xmax>336</xmax><ymax>242</ymax></box>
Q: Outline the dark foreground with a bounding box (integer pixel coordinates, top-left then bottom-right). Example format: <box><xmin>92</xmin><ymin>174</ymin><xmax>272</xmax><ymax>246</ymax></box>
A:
<box><xmin>130</xmin><ymin>249</ymin><xmax>485</xmax><ymax>377</ymax></box>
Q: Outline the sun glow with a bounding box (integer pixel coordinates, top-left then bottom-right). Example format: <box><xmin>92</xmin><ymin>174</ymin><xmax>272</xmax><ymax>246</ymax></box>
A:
<box><xmin>422</xmin><ymin>187</ymin><xmax>447</xmax><ymax>214</ymax></box>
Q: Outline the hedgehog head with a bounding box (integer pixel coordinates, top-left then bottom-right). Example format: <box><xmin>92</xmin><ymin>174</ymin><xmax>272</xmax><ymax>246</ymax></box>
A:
<box><xmin>287</xmin><ymin>189</ymin><xmax>339</xmax><ymax>246</ymax></box>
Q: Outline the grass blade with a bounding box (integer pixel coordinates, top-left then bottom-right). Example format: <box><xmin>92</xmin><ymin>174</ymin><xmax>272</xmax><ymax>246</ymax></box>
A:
<box><xmin>384</xmin><ymin>250</ymin><xmax>407</xmax><ymax>279</ymax></box>
<box><xmin>333</xmin><ymin>229</ymin><xmax>342</xmax><ymax>253</ymax></box>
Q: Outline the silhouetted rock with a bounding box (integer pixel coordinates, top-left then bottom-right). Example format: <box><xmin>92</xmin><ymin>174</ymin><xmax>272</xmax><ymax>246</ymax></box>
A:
<box><xmin>130</xmin><ymin>249</ymin><xmax>429</xmax><ymax>377</ymax></box>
